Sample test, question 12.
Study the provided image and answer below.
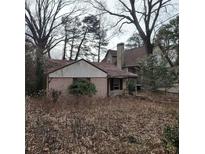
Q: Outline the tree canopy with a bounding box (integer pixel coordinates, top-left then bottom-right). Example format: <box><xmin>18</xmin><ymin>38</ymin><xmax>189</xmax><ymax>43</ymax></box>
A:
<box><xmin>126</xmin><ymin>33</ymin><xmax>144</xmax><ymax>49</ymax></box>
<box><xmin>62</xmin><ymin>14</ymin><xmax>108</xmax><ymax>61</ymax></box>
<box><xmin>155</xmin><ymin>16</ymin><xmax>179</xmax><ymax>67</ymax></box>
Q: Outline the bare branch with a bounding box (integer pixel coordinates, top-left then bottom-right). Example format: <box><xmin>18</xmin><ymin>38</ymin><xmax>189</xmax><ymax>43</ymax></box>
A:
<box><xmin>25</xmin><ymin>0</ymin><xmax>83</xmax><ymax>58</ymax></box>
<box><xmin>150</xmin><ymin>0</ymin><xmax>172</xmax><ymax>32</ymax></box>
<box><xmin>88</xmin><ymin>0</ymin><xmax>134</xmax><ymax>22</ymax></box>
<box><xmin>111</xmin><ymin>17</ymin><xmax>125</xmax><ymax>28</ymax></box>
<box><xmin>118</xmin><ymin>0</ymin><xmax>131</xmax><ymax>12</ymax></box>
<box><xmin>45</xmin><ymin>39</ymin><xmax>64</xmax><ymax>53</ymax></box>
<box><xmin>119</xmin><ymin>21</ymin><xmax>132</xmax><ymax>32</ymax></box>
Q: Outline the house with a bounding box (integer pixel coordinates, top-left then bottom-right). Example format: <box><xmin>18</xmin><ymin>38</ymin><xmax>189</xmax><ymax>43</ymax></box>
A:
<box><xmin>102</xmin><ymin>44</ymin><xmax>147</xmax><ymax>74</ymax></box>
<box><xmin>46</xmin><ymin>43</ymin><xmax>138</xmax><ymax>97</ymax></box>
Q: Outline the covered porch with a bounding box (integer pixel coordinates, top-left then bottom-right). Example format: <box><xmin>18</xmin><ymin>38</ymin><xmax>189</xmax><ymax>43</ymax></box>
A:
<box><xmin>107</xmin><ymin>76</ymin><xmax>137</xmax><ymax>97</ymax></box>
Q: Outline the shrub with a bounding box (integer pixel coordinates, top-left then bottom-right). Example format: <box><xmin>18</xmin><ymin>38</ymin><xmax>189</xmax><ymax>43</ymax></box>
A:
<box><xmin>128</xmin><ymin>80</ymin><xmax>136</xmax><ymax>95</ymax></box>
<box><xmin>51</xmin><ymin>90</ymin><xmax>61</xmax><ymax>103</ymax></box>
<box><xmin>25</xmin><ymin>80</ymin><xmax>36</xmax><ymax>96</ymax></box>
<box><xmin>162</xmin><ymin>125</ymin><xmax>179</xmax><ymax>153</ymax></box>
<box><xmin>137</xmin><ymin>55</ymin><xmax>176</xmax><ymax>90</ymax></box>
<box><xmin>69</xmin><ymin>80</ymin><xmax>97</xmax><ymax>96</ymax></box>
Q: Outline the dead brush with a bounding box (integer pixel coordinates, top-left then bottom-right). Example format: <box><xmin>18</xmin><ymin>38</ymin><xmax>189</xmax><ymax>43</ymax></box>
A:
<box><xmin>26</xmin><ymin>93</ymin><xmax>178</xmax><ymax>153</ymax></box>
<box><xmin>57</xmin><ymin>95</ymin><xmax>110</xmax><ymax>111</ymax></box>
<box><xmin>70</xmin><ymin>116</ymin><xmax>96</xmax><ymax>140</ymax></box>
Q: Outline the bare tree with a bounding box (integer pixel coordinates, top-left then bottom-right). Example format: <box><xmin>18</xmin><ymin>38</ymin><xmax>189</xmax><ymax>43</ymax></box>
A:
<box><xmin>25</xmin><ymin>0</ymin><xmax>81</xmax><ymax>91</ymax></box>
<box><xmin>87</xmin><ymin>0</ymin><xmax>176</xmax><ymax>55</ymax></box>
<box><xmin>25</xmin><ymin>0</ymin><xmax>80</xmax><ymax>59</ymax></box>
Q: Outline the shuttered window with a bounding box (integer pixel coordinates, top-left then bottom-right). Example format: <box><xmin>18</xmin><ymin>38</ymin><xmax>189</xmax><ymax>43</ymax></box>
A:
<box><xmin>110</xmin><ymin>78</ymin><xmax>123</xmax><ymax>90</ymax></box>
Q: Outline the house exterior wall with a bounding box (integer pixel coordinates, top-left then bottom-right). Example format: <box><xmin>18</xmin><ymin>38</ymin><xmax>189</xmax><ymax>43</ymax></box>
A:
<box><xmin>48</xmin><ymin>77</ymin><xmax>73</xmax><ymax>94</ymax></box>
<box><xmin>106</xmin><ymin>53</ymin><xmax>112</xmax><ymax>63</ymax></box>
<box><xmin>106</xmin><ymin>53</ymin><xmax>117</xmax><ymax>65</ymax></box>
<box><xmin>48</xmin><ymin>60</ymin><xmax>108</xmax><ymax>97</ymax></box>
<box><xmin>91</xmin><ymin>78</ymin><xmax>107</xmax><ymax>97</ymax></box>
<box><xmin>48</xmin><ymin>77</ymin><xmax>107</xmax><ymax>97</ymax></box>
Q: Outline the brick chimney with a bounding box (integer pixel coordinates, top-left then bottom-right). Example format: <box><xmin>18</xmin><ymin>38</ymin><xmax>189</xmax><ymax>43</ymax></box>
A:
<box><xmin>117</xmin><ymin>43</ymin><xmax>125</xmax><ymax>69</ymax></box>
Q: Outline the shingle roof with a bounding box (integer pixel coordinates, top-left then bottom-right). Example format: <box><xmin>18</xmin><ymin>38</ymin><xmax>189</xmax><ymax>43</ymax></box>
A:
<box><xmin>45</xmin><ymin>59</ymin><xmax>73</xmax><ymax>74</ymax></box>
<box><xmin>102</xmin><ymin>47</ymin><xmax>147</xmax><ymax>66</ymax></box>
<box><xmin>46</xmin><ymin>59</ymin><xmax>137</xmax><ymax>78</ymax></box>
<box><xmin>93</xmin><ymin>62</ymin><xmax>137</xmax><ymax>78</ymax></box>
<box><xmin>124</xmin><ymin>47</ymin><xmax>147</xmax><ymax>66</ymax></box>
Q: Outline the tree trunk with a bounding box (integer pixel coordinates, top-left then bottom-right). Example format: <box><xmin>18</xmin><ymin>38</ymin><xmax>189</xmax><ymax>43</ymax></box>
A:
<box><xmin>62</xmin><ymin>35</ymin><xmax>68</xmax><ymax>60</ymax></box>
<box><xmin>47</xmin><ymin>50</ymin><xmax>51</xmax><ymax>59</ymax></box>
<box><xmin>175</xmin><ymin>44</ymin><xmax>179</xmax><ymax>66</ymax></box>
<box><xmin>144</xmin><ymin>39</ymin><xmax>153</xmax><ymax>55</ymax></box>
<box><xmin>36</xmin><ymin>48</ymin><xmax>46</xmax><ymax>92</ymax></box>
<box><xmin>158</xmin><ymin>44</ymin><xmax>175</xmax><ymax>67</ymax></box>
<box><xmin>97</xmin><ymin>41</ymin><xmax>101</xmax><ymax>62</ymax></box>
<box><xmin>75</xmin><ymin>29</ymin><xmax>87</xmax><ymax>61</ymax></box>
<box><xmin>70</xmin><ymin>37</ymin><xmax>75</xmax><ymax>60</ymax></box>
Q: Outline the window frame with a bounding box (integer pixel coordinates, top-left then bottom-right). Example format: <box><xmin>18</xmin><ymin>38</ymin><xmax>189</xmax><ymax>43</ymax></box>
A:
<box><xmin>73</xmin><ymin>78</ymin><xmax>91</xmax><ymax>83</ymax></box>
<box><xmin>110</xmin><ymin>78</ymin><xmax>123</xmax><ymax>90</ymax></box>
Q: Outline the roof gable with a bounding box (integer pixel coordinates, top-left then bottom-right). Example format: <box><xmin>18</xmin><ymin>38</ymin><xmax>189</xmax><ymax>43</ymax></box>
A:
<box><xmin>49</xmin><ymin>59</ymin><xmax>107</xmax><ymax>78</ymax></box>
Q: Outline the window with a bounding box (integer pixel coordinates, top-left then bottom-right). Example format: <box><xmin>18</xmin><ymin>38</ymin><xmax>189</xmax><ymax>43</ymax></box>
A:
<box><xmin>73</xmin><ymin>78</ymin><xmax>90</xmax><ymax>83</ymax></box>
<box><xmin>110</xmin><ymin>78</ymin><xmax>123</xmax><ymax>90</ymax></box>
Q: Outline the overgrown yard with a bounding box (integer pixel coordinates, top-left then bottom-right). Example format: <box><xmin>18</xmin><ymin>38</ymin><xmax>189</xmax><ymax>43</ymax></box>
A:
<box><xmin>26</xmin><ymin>92</ymin><xmax>178</xmax><ymax>154</ymax></box>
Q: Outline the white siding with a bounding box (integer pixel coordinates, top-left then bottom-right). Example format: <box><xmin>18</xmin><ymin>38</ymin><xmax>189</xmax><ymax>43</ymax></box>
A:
<box><xmin>49</xmin><ymin>60</ymin><xmax>107</xmax><ymax>78</ymax></box>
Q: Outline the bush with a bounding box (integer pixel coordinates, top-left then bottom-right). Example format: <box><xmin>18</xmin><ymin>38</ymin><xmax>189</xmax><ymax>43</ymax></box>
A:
<box><xmin>163</xmin><ymin>125</ymin><xmax>179</xmax><ymax>153</ymax></box>
<box><xmin>137</xmin><ymin>55</ymin><xmax>176</xmax><ymax>90</ymax></box>
<box><xmin>128</xmin><ymin>80</ymin><xmax>136</xmax><ymax>95</ymax></box>
<box><xmin>25</xmin><ymin>80</ymin><xmax>36</xmax><ymax>96</ymax></box>
<box><xmin>69</xmin><ymin>80</ymin><xmax>97</xmax><ymax>96</ymax></box>
<box><xmin>51</xmin><ymin>90</ymin><xmax>61</xmax><ymax>103</ymax></box>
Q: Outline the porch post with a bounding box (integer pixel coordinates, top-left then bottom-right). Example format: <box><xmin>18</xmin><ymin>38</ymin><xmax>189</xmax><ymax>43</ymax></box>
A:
<box><xmin>107</xmin><ymin>78</ymin><xmax>110</xmax><ymax>97</ymax></box>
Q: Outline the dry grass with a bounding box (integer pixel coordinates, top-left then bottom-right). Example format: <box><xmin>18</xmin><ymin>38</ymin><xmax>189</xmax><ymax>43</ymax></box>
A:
<box><xmin>25</xmin><ymin>92</ymin><xmax>178</xmax><ymax>154</ymax></box>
